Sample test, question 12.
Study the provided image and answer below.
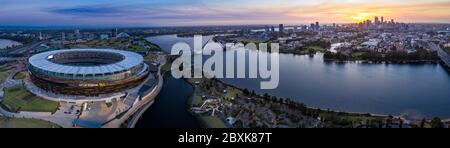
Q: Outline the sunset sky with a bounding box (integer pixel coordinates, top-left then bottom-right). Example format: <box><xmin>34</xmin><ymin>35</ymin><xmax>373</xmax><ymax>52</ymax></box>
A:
<box><xmin>0</xmin><ymin>0</ymin><xmax>449</xmax><ymax>27</ymax></box>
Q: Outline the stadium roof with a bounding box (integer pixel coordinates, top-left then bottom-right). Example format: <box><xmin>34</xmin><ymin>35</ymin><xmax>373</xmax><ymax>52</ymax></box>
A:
<box><xmin>29</xmin><ymin>48</ymin><xmax>143</xmax><ymax>75</ymax></box>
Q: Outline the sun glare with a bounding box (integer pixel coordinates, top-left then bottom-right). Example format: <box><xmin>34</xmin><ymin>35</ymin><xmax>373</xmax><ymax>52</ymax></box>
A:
<box><xmin>351</xmin><ymin>13</ymin><xmax>373</xmax><ymax>22</ymax></box>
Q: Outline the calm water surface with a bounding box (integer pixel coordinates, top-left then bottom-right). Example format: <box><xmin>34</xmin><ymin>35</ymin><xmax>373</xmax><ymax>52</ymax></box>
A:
<box><xmin>143</xmin><ymin>34</ymin><xmax>450</xmax><ymax>120</ymax></box>
<box><xmin>0</xmin><ymin>39</ymin><xmax>22</xmax><ymax>49</ymax></box>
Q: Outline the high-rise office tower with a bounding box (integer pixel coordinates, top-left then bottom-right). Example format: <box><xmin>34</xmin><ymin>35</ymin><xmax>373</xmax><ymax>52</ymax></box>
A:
<box><xmin>279</xmin><ymin>24</ymin><xmax>284</xmax><ymax>33</ymax></box>
<box><xmin>315</xmin><ymin>22</ymin><xmax>320</xmax><ymax>30</ymax></box>
<box><xmin>376</xmin><ymin>16</ymin><xmax>380</xmax><ymax>25</ymax></box>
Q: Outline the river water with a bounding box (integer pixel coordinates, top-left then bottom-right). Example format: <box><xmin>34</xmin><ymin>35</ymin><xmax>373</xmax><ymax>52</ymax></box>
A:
<box><xmin>0</xmin><ymin>39</ymin><xmax>22</xmax><ymax>49</ymax></box>
<box><xmin>138</xmin><ymin>34</ymin><xmax>450</xmax><ymax>127</ymax></box>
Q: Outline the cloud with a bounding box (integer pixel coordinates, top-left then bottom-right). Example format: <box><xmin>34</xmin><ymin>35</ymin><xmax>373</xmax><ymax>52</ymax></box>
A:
<box><xmin>43</xmin><ymin>4</ymin><xmax>294</xmax><ymax>26</ymax></box>
<box><xmin>48</xmin><ymin>5</ymin><xmax>134</xmax><ymax>17</ymax></box>
<box><xmin>1</xmin><ymin>0</ymin><xmax>449</xmax><ymax>26</ymax></box>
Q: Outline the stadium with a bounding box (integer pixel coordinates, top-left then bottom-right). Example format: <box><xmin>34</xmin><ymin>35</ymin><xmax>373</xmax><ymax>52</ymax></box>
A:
<box><xmin>28</xmin><ymin>48</ymin><xmax>149</xmax><ymax>96</ymax></box>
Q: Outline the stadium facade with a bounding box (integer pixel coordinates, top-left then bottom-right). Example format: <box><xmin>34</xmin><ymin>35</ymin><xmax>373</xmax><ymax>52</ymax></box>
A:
<box><xmin>28</xmin><ymin>49</ymin><xmax>149</xmax><ymax>96</ymax></box>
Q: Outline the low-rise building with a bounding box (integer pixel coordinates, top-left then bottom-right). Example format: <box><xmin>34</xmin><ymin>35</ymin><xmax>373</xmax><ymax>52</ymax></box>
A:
<box><xmin>361</xmin><ymin>39</ymin><xmax>382</xmax><ymax>51</ymax></box>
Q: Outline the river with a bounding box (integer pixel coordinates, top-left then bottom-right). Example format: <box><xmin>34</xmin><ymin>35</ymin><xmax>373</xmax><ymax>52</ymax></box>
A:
<box><xmin>135</xmin><ymin>74</ymin><xmax>199</xmax><ymax>128</ymax></box>
<box><xmin>139</xmin><ymin>34</ymin><xmax>450</xmax><ymax>125</ymax></box>
<box><xmin>0</xmin><ymin>39</ymin><xmax>22</xmax><ymax>49</ymax></box>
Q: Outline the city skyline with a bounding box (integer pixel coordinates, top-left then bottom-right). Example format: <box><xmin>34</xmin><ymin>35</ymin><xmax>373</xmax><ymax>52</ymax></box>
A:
<box><xmin>1</xmin><ymin>0</ymin><xmax>450</xmax><ymax>27</ymax></box>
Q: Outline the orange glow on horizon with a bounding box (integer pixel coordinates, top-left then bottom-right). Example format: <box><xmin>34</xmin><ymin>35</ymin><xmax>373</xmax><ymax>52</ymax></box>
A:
<box><xmin>351</xmin><ymin>12</ymin><xmax>376</xmax><ymax>23</ymax></box>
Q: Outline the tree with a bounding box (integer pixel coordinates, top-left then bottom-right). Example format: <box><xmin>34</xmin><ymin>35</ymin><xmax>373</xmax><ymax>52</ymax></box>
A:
<box><xmin>391</xmin><ymin>46</ymin><xmax>397</xmax><ymax>52</ymax></box>
<box><xmin>243</xmin><ymin>89</ymin><xmax>250</xmax><ymax>95</ymax></box>
<box><xmin>264</xmin><ymin>93</ymin><xmax>270</xmax><ymax>100</ymax></box>
<box><xmin>323</xmin><ymin>51</ymin><xmax>334</xmax><ymax>59</ymax></box>
<box><xmin>420</xmin><ymin>118</ymin><xmax>426</xmax><ymax>128</ymax></box>
<box><xmin>430</xmin><ymin>117</ymin><xmax>444</xmax><ymax>128</ymax></box>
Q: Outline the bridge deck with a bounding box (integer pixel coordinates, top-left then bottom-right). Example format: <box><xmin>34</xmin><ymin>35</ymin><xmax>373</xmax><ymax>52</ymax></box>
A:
<box><xmin>430</xmin><ymin>43</ymin><xmax>450</xmax><ymax>69</ymax></box>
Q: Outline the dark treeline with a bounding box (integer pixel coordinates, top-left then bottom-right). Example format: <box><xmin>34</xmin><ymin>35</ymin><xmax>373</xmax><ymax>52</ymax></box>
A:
<box><xmin>324</xmin><ymin>48</ymin><xmax>439</xmax><ymax>62</ymax></box>
<box><xmin>304</xmin><ymin>39</ymin><xmax>332</xmax><ymax>49</ymax></box>
<box><xmin>241</xmin><ymin>88</ymin><xmax>383</xmax><ymax>128</ymax></box>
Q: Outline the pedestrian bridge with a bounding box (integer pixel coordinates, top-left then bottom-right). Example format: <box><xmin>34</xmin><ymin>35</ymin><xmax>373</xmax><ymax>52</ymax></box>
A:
<box><xmin>429</xmin><ymin>43</ymin><xmax>450</xmax><ymax>69</ymax></box>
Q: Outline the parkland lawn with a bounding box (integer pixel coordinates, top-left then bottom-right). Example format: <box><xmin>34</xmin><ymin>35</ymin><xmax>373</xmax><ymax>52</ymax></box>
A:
<box><xmin>201</xmin><ymin>116</ymin><xmax>227</xmax><ymax>128</ymax></box>
<box><xmin>0</xmin><ymin>117</ymin><xmax>60</xmax><ymax>128</ymax></box>
<box><xmin>1</xmin><ymin>86</ymin><xmax>59</xmax><ymax>113</ymax></box>
<box><xmin>0</xmin><ymin>65</ymin><xmax>13</xmax><ymax>84</ymax></box>
<box><xmin>13</xmin><ymin>71</ymin><xmax>27</xmax><ymax>80</ymax></box>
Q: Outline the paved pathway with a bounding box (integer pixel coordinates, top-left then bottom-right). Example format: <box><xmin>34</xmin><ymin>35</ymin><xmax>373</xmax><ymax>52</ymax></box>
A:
<box><xmin>0</xmin><ymin>103</ymin><xmax>78</xmax><ymax>128</ymax></box>
<box><xmin>0</xmin><ymin>70</ymin><xmax>23</xmax><ymax>102</ymax></box>
<box><xmin>103</xmin><ymin>57</ymin><xmax>165</xmax><ymax>128</ymax></box>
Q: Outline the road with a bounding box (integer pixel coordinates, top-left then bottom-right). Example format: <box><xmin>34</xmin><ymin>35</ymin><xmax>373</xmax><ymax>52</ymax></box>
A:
<box><xmin>5</xmin><ymin>41</ymin><xmax>45</xmax><ymax>55</ymax></box>
<box><xmin>428</xmin><ymin>42</ymin><xmax>450</xmax><ymax>69</ymax></box>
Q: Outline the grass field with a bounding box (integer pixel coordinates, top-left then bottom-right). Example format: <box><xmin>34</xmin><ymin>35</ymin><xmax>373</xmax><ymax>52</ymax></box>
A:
<box><xmin>161</xmin><ymin>62</ymin><xmax>172</xmax><ymax>73</ymax></box>
<box><xmin>351</xmin><ymin>52</ymin><xmax>365</xmax><ymax>58</ymax></box>
<box><xmin>0</xmin><ymin>117</ymin><xmax>60</xmax><ymax>128</ymax></box>
<box><xmin>201</xmin><ymin>116</ymin><xmax>227</xmax><ymax>128</ymax></box>
<box><xmin>193</xmin><ymin>95</ymin><xmax>203</xmax><ymax>106</ymax></box>
<box><xmin>224</xmin><ymin>87</ymin><xmax>242</xmax><ymax>100</ymax></box>
<box><xmin>0</xmin><ymin>65</ymin><xmax>12</xmax><ymax>84</ymax></box>
<box><xmin>294</xmin><ymin>45</ymin><xmax>325</xmax><ymax>55</ymax></box>
<box><xmin>306</xmin><ymin>45</ymin><xmax>325</xmax><ymax>51</ymax></box>
<box><xmin>1</xmin><ymin>86</ymin><xmax>60</xmax><ymax>113</ymax></box>
<box><xmin>319</xmin><ymin>112</ymin><xmax>387</xmax><ymax>126</ymax></box>
<box><xmin>145</xmin><ymin>54</ymin><xmax>159</xmax><ymax>60</ymax></box>
<box><xmin>13</xmin><ymin>71</ymin><xmax>27</xmax><ymax>80</ymax></box>
<box><xmin>0</xmin><ymin>71</ymin><xmax>9</xmax><ymax>84</ymax></box>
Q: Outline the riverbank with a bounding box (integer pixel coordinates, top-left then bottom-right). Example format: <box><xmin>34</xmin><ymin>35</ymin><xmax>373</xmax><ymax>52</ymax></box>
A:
<box><xmin>186</xmin><ymin>77</ymin><xmax>381</xmax><ymax>128</ymax></box>
<box><xmin>133</xmin><ymin>58</ymin><xmax>199</xmax><ymax>128</ymax></box>
<box><xmin>0</xmin><ymin>39</ymin><xmax>23</xmax><ymax>50</ymax></box>
<box><xmin>186</xmin><ymin>78</ymin><xmax>228</xmax><ymax>128</ymax></box>
<box><xmin>186</xmin><ymin>76</ymin><xmax>450</xmax><ymax>128</ymax></box>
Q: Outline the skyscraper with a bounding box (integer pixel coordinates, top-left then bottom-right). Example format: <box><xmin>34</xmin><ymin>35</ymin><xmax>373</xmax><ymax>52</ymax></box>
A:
<box><xmin>74</xmin><ymin>29</ymin><xmax>81</xmax><ymax>39</ymax></box>
<box><xmin>315</xmin><ymin>22</ymin><xmax>320</xmax><ymax>30</ymax></box>
<box><xmin>365</xmin><ymin>20</ymin><xmax>372</xmax><ymax>28</ymax></box>
<box><xmin>279</xmin><ymin>24</ymin><xmax>284</xmax><ymax>33</ymax></box>
<box><xmin>381</xmin><ymin>16</ymin><xmax>384</xmax><ymax>24</ymax></box>
<box><xmin>374</xmin><ymin>16</ymin><xmax>380</xmax><ymax>25</ymax></box>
